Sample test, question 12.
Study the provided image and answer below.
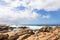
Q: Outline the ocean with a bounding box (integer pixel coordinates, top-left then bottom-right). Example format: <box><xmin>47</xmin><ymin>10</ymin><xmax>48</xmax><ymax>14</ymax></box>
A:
<box><xmin>18</xmin><ymin>24</ymin><xmax>60</xmax><ymax>26</ymax></box>
<box><xmin>10</xmin><ymin>24</ymin><xmax>60</xmax><ymax>30</ymax></box>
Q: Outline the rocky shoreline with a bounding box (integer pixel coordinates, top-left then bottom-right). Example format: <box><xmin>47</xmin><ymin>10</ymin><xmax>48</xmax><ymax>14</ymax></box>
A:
<box><xmin>0</xmin><ymin>25</ymin><xmax>60</xmax><ymax>40</ymax></box>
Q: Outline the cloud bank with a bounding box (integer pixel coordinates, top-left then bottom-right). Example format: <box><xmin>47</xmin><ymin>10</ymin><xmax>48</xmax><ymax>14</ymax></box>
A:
<box><xmin>0</xmin><ymin>0</ymin><xmax>60</xmax><ymax>24</ymax></box>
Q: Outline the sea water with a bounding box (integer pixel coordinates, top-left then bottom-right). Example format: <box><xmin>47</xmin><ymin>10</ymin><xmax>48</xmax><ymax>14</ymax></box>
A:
<box><xmin>10</xmin><ymin>24</ymin><xmax>60</xmax><ymax>30</ymax></box>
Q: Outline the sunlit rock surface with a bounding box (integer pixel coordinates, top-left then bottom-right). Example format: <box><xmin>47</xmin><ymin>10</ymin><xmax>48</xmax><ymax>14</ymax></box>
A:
<box><xmin>0</xmin><ymin>26</ymin><xmax>60</xmax><ymax>40</ymax></box>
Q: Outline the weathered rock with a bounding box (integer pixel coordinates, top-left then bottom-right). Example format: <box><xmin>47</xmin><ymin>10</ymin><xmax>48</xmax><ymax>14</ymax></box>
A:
<box><xmin>0</xmin><ymin>26</ymin><xmax>60</xmax><ymax>40</ymax></box>
<box><xmin>39</xmin><ymin>26</ymin><xmax>53</xmax><ymax>32</ymax></box>
<box><xmin>0</xmin><ymin>33</ymin><xmax>9</xmax><ymax>40</ymax></box>
<box><xmin>8</xmin><ymin>34</ymin><xmax>20</xmax><ymax>40</ymax></box>
<box><xmin>0</xmin><ymin>25</ymin><xmax>14</xmax><ymax>33</ymax></box>
<box><xmin>18</xmin><ymin>26</ymin><xmax>30</xmax><ymax>30</ymax></box>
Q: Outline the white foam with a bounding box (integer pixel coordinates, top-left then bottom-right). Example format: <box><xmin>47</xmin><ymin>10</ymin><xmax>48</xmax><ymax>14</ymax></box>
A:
<box><xmin>10</xmin><ymin>25</ymin><xmax>18</xmax><ymax>27</ymax></box>
<box><xmin>26</xmin><ymin>26</ymin><xmax>43</xmax><ymax>30</ymax></box>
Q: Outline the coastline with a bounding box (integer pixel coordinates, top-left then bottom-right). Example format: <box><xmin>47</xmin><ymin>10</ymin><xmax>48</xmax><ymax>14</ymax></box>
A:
<box><xmin>0</xmin><ymin>25</ymin><xmax>60</xmax><ymax>40</ymax></box>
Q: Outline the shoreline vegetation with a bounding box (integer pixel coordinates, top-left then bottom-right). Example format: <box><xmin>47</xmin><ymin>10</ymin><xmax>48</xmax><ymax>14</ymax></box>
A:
<box><xmin>0</xmin><ymin>25</ymin><xmax>60</xmax><ymax>40</ymax></box>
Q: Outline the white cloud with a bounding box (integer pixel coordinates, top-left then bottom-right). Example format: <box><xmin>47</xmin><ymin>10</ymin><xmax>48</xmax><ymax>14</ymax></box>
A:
<box><xmin>42</xmin><ymin>15</ymin><xmax>50</xmax><ymax>19</ymax></box>
<box><xmin>0</xmin><ymin>0</ymin><xmax>60</xmax><ymax>18</ymax></box>
<box><xmin>28</xmin><ymin>0</ymin><xmax>60</xmax><ymax>11</ymax></box>
<box><xmin>0</xmin><ymin>6</ymin><xmax>39</xmax><ymax>20</ymax></box>
<box><xmin>0</xmin><ymin>0</ymin><xmax>60</xmax><ymax>24</ymax></box>
<box><xmin>1</xmin><ymin>0</ymin><xmax>60</xmax><ymax>10</ymax></box>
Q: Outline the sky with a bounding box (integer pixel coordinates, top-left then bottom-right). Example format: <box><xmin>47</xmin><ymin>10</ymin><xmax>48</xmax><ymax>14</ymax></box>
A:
<box><xmin>0</xmin><ymin>0</ymin><xmax>60</xmax><ymax>25</ymax></box>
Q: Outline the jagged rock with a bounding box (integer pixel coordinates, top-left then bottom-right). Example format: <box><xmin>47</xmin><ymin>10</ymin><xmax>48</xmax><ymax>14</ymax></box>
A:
<box><xmin>0</xmin><ymin>25</ymin><xmax>9</xmax><ymax>31</ymax></box>
<box><xmin>0</xmin><ymin>25</ymin><xmax>14</xmax><ymax>33</ymax></box>
<box><xmin>8</xmin><ymin>34</ymin><xmax>20</xmax><ymax>40</ymax></box>
<box><xmin>17</xmin><ymin>34</ymin><xmax>31</xmax><ymax>40</ymax></box>
<box><xmin>18</xmin><ymin>26</ymin><xmax>30</xmax><ymax>30</ymax></box>
<box><xmin>0</xmin><ymin>26</ymin><xmax>60</xmax><ymax>40</ymax></box>
<box><xmin>39</xmin><ymin>26</ymin><xmax>53</xmax><ymax>32</ymax></box>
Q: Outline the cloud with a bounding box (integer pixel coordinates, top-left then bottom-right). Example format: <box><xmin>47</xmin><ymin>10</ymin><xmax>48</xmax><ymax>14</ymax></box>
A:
<box><xmin>0</xmin><ymin>6</ymin><xmax>39</xmax><ymax>20</ymax></box>
<box><xmin>2</xmin><ymin>0</ymin><xmax>60</xmax><ymax>11</ymax></box>
<box><xmin>0</xmin><ymin>0</ymin><xmax>60</xmax><ymax>24</ymax></box>
<box><xmin>0</xmin><ymin>0</ymin><xmax>40</xmax><ymax>20</ymax></box>
<box><xmin>42</xmin><ymin>15</ymin><xmax>50</xmax><ymax>19</ymax></box>
<box><xmin>28</xmin><ymin>0</ymin><xmax>60</xmax><ymax>11</ymax></box>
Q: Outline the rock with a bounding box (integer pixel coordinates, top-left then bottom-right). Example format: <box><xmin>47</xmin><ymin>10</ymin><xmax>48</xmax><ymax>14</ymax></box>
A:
<box><xmin>39</xmin><ymin>26</ymin><xmax>53</xmax><ymax>32</ymax></box>
<box><xmin>0</xmin><ymin>33</ymin><xmax>9</xmax><ymax>40</ymax></box>
<box><xmin>0</xmin><ymin>25</ymin><xmax>14</xmax><ymax>33</ymax></box>
<box><xmin>8</xmin><ymin>34</ymin><xmax>19</xmax><ymax>40</ymax></box>
<box><xmin>18</xmin><ymin>26</ymin><xmax>30</xmax><ymax>30</ymax></box>
<box><xmin>0</xmin><ymin>25</ymin><xmax>9</xmax><ymax>31</ymax></box>
<box><xmin>0</xmin><ymin>26</ymin><xmax>60</xmax><ymax>40</ymax></box>
<box><xmin>17</xmin><ymin>34</ymin><xmax>31</xmax><ymax>40</ymax></box>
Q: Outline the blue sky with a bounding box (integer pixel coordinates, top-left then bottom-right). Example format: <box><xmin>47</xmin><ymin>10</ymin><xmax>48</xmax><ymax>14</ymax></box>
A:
<box><xmin>34</xmin><ymin>9</ymin><xmax>60</xmax><ymax>24</ymax></box>
<box><xmin>0</xmin><ymin>0</ymin><xmax>60</xmax><ymax>25</ymax></box>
